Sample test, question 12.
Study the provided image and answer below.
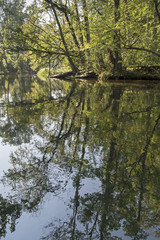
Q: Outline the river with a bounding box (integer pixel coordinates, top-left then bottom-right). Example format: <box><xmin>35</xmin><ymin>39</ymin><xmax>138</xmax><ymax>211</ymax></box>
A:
<box><xmin>0</xmin><ymin>75</ymin><xmax>160</xmax><ymax>240</ymax></box>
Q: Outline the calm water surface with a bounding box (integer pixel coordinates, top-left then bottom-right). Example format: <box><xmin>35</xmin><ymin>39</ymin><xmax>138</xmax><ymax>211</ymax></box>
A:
<box><xmin>0</xmin><ymin>75</ymin><xmax>160</xmax><ymax>240</ymax></box>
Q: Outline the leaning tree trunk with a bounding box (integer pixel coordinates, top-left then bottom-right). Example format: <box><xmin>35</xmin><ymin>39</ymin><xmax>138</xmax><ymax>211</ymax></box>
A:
<box><xmin>64</xmin><ymin>10</ymin><xmax>86</xmax><ymax>65</ymax></box>
<box><xmin>45</xmin><ymin>0</ymin><xmax>78</xmax><ymax>74</ymax></box>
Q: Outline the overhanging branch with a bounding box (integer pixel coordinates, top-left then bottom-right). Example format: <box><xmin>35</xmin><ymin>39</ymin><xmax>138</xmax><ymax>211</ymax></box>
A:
<box><xmin>124</xmin><ymin>46</ymin><xmax>160</xmax><ymax>58</ymax></box>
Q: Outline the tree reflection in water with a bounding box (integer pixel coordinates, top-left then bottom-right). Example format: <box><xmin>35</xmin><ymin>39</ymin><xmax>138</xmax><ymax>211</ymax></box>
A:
<box><xmin>1</xmin><ymin>78</ymin><xmax>160</xmax><ymax>239</ymax></box>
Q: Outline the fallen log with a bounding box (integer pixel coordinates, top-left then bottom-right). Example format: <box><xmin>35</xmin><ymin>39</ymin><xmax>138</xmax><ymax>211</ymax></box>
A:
<box><xmin>75</xmin><ymin>71</ymin><xmax>98</xmax><ymax>79</ymax></box>
<box><xmin>50</xmin><ymin>71</ymin><xmax>73</xmax><ymax>79</ymax></box>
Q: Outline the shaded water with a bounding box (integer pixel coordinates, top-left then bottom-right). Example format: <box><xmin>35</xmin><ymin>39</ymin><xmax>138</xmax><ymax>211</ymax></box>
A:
<box><xmin>0</xmin><ymin>75</ymin><xmax>160</xmax><ymax>240</ymax></box>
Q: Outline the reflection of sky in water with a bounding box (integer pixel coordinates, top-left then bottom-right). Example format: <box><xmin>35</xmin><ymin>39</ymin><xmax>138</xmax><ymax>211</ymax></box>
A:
<box><xmin>1</xmin><ymin>193</ymin><xmax>69</xmax><ymax>240</ymax></box>
<box><xmin>0</xmin><ymin>159</ymin><xmax>102</xmax><ymax>240</ymax></box>
<box><xmin>0</xmin><ymin>138</ymin><xmax>102</xmax><ymax>240</ymax></box>
<box><xmin>1</xmin><ymin>195</ymin><xmax>67</xmax><ymax>240</ymax></box>
<box><xmin>0</xmin><ymin>142</ymin><xmax>18</xmax><ymax>200</ymax></box>
<box><xmin>1</xmin><ymin>83</ymin><xmax>160</xmax><ymax>240</ymax></box>
<box><xmin>0</xmin><ymin>140</ymin><xmax>67</xmax><ymax>240</ymax></box>
<box><xmin>0</xmin><ymin>141</ymin><xmax>16</xmax><ymax>178</ymax></box>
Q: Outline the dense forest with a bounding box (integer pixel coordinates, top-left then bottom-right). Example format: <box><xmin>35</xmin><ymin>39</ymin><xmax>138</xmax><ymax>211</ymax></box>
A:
<box><xmin>0</xmin><ymin>0</ymin><xmax>160</xmax><ymax>79</ymax></box>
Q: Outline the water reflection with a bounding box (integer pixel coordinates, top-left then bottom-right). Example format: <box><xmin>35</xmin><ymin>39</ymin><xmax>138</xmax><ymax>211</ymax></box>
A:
<box><xmin>1</xmin><ymin>75</ymin><xmax>160</xmax><ymax>239</ymax></box>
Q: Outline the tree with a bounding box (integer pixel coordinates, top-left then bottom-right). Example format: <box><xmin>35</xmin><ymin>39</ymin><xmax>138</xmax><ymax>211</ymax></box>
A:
<box><xmin>0</xmin><ymin>0</ymin><xmax>29</xmax><ymax>73</ymax></box>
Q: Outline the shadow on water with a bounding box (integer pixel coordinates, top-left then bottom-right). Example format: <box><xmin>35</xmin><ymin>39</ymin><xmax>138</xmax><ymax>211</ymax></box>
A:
<box><xmin>1</xmin><ymin>74</ymin><xmax>160</xmax><ymax>239</ymax></box>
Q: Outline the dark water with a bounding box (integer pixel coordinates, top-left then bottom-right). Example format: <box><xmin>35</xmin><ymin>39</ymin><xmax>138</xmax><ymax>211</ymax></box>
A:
<box><xmin>0</xmin><ymin>75</ymin><xmax>160</xmax><ymax>240</ymax></box>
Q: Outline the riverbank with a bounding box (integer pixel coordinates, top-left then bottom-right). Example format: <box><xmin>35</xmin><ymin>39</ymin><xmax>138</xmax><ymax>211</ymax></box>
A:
<box><xmin>50</xmin><ymin>65</ymin><xmax>160</xmax><ymax>81</ymax></box>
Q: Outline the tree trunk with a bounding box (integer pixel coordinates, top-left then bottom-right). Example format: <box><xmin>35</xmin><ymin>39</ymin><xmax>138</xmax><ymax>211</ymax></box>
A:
<box><xmin>108</xmin><ymin>0</ymin><xmax>122</xmax><ymax>73</ymax></box>
<box><xmin>44</xmin><ymin>0</ymin><xmax>78</xmax><ymax>74</ymax></box>
<box><xmin>64</xmin><ymin>11</ymin><xmax>85</xmax><ymax>64</ymax></box>
<box><xmin>114</xmin><ymin>0</ymin><xmax>122</xmax><ymax>72</ymax></box>
<box><xmin>81</xmin><ymin>0</ymin><xmax>90</xmax><ymax>43</ymax></box>
<box><xmin>154</xmin><ymin>0</ymin><xmax>160</xmax><ymax>23</ymax></box>
<box><xmin>73</xmin><ymin>0</ymin><xmax>84</xmax><ymax>47</ymax></box>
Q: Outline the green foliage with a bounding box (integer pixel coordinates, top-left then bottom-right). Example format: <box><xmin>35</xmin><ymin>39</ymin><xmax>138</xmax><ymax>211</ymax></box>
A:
<box><xmin>1</xmin><ymin>0</ymin><xmax>160</xmax><ymax>75</ymax></box>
